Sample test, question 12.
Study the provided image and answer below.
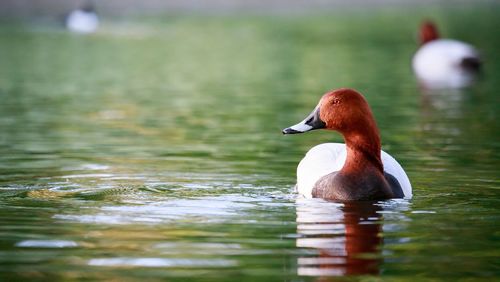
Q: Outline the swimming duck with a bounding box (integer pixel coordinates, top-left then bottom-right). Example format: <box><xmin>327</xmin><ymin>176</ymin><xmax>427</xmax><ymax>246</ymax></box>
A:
<box><xmin>282</xmin><ymin>88</ymin><xmax>412</xmax><ymax>201</ymax></box>
<box><xmin>412</xmin><ymin>21</ymin><xmax>481</xmax><ymax>89</ymax></box>
<box><xmin>66</xmin><ymin>1</ymin><xmax>99</xmax><ymax>34</ymax></box>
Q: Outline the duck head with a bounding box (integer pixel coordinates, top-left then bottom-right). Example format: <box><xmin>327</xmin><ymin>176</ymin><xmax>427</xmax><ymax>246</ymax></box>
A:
<box><xmin>282</xmin><ymin>88</ymin><xmax>377</xmax><ymax>137</ymax></box>
<box><xmin>419</xmin><ymin>20</ymin><xmax>439</xmax><ymax>45</ymax></box>
<box><xmin>283</xmin><ymin>88</ymin><xmax>384</xmax><ymax>175</ymax></box>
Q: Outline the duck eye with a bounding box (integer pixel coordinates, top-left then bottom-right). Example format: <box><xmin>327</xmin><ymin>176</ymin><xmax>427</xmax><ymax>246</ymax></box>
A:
<box><xmin>332</xmin><ymin>99</ymin><xmax>340</xmax><ymax>105</ymax></box>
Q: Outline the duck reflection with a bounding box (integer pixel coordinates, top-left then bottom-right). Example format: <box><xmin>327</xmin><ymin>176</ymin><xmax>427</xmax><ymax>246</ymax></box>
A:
<box><xmin>296</xmin><ymin>199</ymin><xmax>382</xmax><ymax>277</ymax></box>
<box><xmin>420</xmin><ymin>87</ymin><xmax>465</xmax><ymax>118</ymax></box>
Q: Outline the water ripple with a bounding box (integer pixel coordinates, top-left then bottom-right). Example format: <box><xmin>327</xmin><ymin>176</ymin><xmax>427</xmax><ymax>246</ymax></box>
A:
<box><xmin>88</xmin><ymin>257</ymin><xmax>237</xmax><ymax>267</ymax></box>
<box><xmin>53</xmin><ymin>195</ymin><xmax>259</xmax><ymax>224</ymax></box>
<box><xmin>15</xmin><ymin>240</ymin><xmax>78</xmax><ymax>248</ymax></box>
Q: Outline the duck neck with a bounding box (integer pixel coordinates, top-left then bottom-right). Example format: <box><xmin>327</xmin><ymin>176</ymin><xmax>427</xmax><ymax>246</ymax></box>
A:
<box><xmin>341</xmin><ymin>127</ymin><xmax>383</xmax><ymax>174</ymax></box>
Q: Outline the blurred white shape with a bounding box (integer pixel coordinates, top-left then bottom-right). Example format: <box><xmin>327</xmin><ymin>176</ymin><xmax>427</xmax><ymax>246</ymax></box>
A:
<box><xmin>60</xmin><ymin>163</ymin><xmax>110</xmax><ymax>171</ymax></box>
<box><xmin>297</xmin><ymin>257</ymin><xmax>346</xmax><ymax>265</ymax></box>
<box><xmin>88</xmin><ymin>257</ymin><xmax>237</xmax><ymax>267</ymax></box>
<box><xmin>296</xmin><ymin>237</ymin><xmax>347</xmax><ymax>252</ymax></box>
<box><xmin>154</xmin><ymin>242</ymin><xmax>242</xmax><ymax>249</ymax></box>
<box><xmin>413</xmin><ymin>40</ymin><xmax>480</xmax><ymax>89</ymax></box>
<box><xmin>16</xmin><ymin>240</ymin><xmax>78</xmax><ymax>248</ymax></box>
<box><xmin>411</xmin><ymin>210</ymin><xmax>436</xmax><ymax>214</ymax></box>
<box><xmin>66</xmin><ymin>6</ymin><xmax>99</xmax><ymax>34</ymax></box>
<box><xmin>298</xmin><ymin>267</ymin><xmax>345</xmax><ymax>276</ymax></box>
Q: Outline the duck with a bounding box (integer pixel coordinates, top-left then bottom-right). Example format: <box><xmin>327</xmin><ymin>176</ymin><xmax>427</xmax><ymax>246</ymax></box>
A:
<box><xmin>412</xmin><ymin>20</ymin><xmax>481</xmax><ymax>89</ymax></box>
<box><xmin>282</xmin><ymin>88</ymin><xmax>412</xmax><ymax>201</ymax></box>
<box><xmin>66</xmin><ymin>1</ymin><xmax>99</xmax><ymax>34</ymax></box>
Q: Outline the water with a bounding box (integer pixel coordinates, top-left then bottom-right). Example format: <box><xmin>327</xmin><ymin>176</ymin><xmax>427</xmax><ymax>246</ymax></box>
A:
<box><xmin>1</xmin><ymin>6</ymin><xmax>499</xmax><ymax>281</ymax></box>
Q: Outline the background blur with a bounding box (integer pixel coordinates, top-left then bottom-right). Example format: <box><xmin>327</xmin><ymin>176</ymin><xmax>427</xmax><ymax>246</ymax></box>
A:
<box><xmin>0</xmin><ymin>0</ymin><xmax>492</xmax><ymax>18</ymax></box>
<box><xmin>1</xmin><ymin>0</ymin><xmax>498</xmax><ymax>18</ymax></box>
<box><xmin>0</xmin><ymin>0</ymin><xmax>499</xmax><ymax>281</ymax></box>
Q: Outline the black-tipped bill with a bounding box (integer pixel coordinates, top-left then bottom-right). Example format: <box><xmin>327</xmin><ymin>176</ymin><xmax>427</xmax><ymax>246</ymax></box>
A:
<box><xmin>282</xmin><ymin>105</ymin><xmax>326</xmax><ymax>135</ymax></box>
<box><xmin>282</xmin><ymin>127</ymin><xmax>301</xmax><ymax>134</ymax></box>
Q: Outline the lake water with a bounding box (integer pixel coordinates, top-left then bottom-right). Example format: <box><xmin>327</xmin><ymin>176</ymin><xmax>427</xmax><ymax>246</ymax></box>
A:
<box><xmin>0</xmin><ymin>5</ymin><xmax>499</xmax><ymax>281</ymax></box>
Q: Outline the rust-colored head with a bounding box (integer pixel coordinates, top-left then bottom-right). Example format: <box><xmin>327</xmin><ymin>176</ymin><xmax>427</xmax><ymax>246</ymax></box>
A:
<box><xmin>317</xmin><ymin>88</ymin><xmax>376</xmax><ymax>134</ymax></box>
<box><xmin>419</xmin><ymin>20</ymin><xmax>439</xmax><ymax>45</ymax></box>
<box><xmin>282</xmin><ymin>88</ymin><xmax>379</xmax><ymax>140</ymax></box>
<box><xmin>282</xmin><ymin>88</ymin><xmax>383</xmax><ymax>171</ymax></box>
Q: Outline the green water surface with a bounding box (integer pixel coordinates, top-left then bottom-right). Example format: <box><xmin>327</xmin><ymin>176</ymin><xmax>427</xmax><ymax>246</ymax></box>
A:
<box><xmin>0</xmin><ymin>5</ymin><xmax>499</xmax><ymax>281</ymax></box>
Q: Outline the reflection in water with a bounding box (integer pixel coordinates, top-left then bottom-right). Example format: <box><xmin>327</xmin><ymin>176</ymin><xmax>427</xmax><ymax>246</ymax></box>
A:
<box><xmin>296</xmin><ymin>199</ymin><xmax>382</xmax><ymax>277</ymax></box>
<box><xmin>88</xmin><ymin>257</ymin><xmax>237</xmax><ymax>267</ymax></box>
<box><xmin>53</xmin><ymin>193</ymin><xmax>259</xmax><ymax>225</ymax></box>
<box><xmin>420</xmin><ymin>87</ymin><xmax>466</xmax><ymax>119</ymax></box>
<box><xmin>419</xmin><ymin>87</ymin><xmax>465</xmax><ymax>152</ymax></box>
<box><xmin>15</xmin><ymin>240</ymin><xmax>78</xmax><ymax>248</ymax></box>
<box><xmin>418</xmin><ymin>87</ymin><xmax>465</xmax><ymax>160</ymax></box>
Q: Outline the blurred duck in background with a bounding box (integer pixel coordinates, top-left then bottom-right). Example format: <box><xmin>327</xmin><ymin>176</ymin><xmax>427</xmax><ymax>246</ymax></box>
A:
<box><xmin>412</xmin><ymin>20</ymin><xmax>481</xmax><ymax>89</ymax></box>
<box><xmin>66</xmin><ymin>1</ymin><xmax>99</xmax><ymax>34</ymax></box>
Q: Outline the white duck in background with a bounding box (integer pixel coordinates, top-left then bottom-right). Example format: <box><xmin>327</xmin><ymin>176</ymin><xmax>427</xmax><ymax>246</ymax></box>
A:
<box><xmin>282</xmin><ymin>88</ymin><xmax>412</xmax><ymax>201</ymax></box>
<box><xmin>66</xmin><ymin>1</ymin><xmax>99</xmax><ymax>34</ymax></box>
<box><xmin>412</xmin><ymin>21</ymin><xmax>481</xmax><ymax>89</ymax></box>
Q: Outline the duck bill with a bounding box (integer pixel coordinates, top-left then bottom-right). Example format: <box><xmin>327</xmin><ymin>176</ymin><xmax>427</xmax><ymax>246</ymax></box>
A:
<box><xmin>282</xmin><ymin>105</ymin><xmax>326</xmax><ymax>134</ymax></box>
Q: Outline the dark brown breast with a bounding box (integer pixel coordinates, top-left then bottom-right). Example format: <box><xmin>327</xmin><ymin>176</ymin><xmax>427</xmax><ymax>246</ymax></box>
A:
<box><xmin>312</xmin><ymin>170</ymin><xmax>402</xmax><ymax>201</ymax></box>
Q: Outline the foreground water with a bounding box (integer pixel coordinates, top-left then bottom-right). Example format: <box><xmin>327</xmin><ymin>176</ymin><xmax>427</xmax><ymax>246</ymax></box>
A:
<box><xmin>0</xmin><ymin>6</ymin><xmax>499</xmax><ymax>281</ymax></box>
